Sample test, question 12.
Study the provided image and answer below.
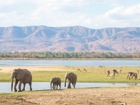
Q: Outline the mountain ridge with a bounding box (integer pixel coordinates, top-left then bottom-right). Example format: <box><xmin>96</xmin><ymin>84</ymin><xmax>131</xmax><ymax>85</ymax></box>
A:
<box><xmin>0</xmin><ymin>26</ymin><xmax>140</xmax><ymax>52</ymax></box>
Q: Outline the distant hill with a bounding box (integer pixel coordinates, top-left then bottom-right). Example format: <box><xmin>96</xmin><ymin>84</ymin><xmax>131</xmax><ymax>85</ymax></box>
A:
<box><xmin>0</xmin><ymin>26</ymin><xmax>140</xmax><ymax>52</ymax></box>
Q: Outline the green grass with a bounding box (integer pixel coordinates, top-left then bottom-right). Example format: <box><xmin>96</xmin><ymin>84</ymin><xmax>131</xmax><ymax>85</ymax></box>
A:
<box><xmin>0</xmin><ymin>66</ymin><xmax>140</xmax><ymax>83</ymax></box>
<box><xmin>32</xmin><ymin>71</ymin><xmax>66</xmax><ymax>82</ymax></box>
<box><xmin>0</xmin><ymin>72</ymin><xmax>11</xmax><ymax>82</ymax></box>
<box><xmin>74</xmin><ymin>72</ymin><xmax>140</xmax><ymax>83</ymax></box>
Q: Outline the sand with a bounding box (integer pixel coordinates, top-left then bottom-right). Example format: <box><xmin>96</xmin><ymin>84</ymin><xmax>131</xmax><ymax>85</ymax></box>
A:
<box><xmin>0</xmin><ymin>87</ymin><xmax>140</xmax><ymax>105</ymax></box>
<box><xmin>0</xmin><ymin>65</ymin><xmax>67</xmax><ymax>73</ymax></box>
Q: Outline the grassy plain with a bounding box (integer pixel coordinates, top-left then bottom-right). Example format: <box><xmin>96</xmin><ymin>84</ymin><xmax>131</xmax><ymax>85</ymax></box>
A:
<box><xmin>0</xmin><ymin>65</ymin><xmax>140</xmax><ymax>83</ymax></box>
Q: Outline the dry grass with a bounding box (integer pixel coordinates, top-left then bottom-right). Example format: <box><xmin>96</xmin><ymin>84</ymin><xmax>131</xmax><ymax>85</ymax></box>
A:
<box><xmin>0</xmin><ymin>66</ymin><xmax>67</xmax><ymax>73</ymax></box>
<box><xmin>0</xmin><ymin>65</ymin><xmax>140</xmax><ymax>73</ymax></box>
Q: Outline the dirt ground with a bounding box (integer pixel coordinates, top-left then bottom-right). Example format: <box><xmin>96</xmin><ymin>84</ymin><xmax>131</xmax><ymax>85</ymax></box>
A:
<box><xmin>0</xmin><ymin>87</ymin><xmax>140</xmax><ymax>105</ymax></box>
<box><xmin>0</xmin><ymin>66</ymin><xmax>67</xmax><ymax>73</ymax></box>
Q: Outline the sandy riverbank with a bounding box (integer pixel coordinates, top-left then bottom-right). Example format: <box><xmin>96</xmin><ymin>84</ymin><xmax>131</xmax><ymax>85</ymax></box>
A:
<box><xmin>0</xmin><ymin>66</ymin><xmax>67</xmax><ymax>73</ymax></box>
<box><xmin>0</xmin><ymin>87</ymin><xmax>140</xmax><ymax>105</ymax></box>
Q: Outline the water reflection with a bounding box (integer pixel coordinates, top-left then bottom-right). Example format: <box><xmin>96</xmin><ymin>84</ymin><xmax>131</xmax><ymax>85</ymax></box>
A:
<box><xmin>0</xmin><ymin>82</ymin><xmax>140</xmax><ymax>93</ymax></box>
<box><xmin>127</xmin><ymin>83</ymin><xmax>138</xmax><ymax>86</ymax></box>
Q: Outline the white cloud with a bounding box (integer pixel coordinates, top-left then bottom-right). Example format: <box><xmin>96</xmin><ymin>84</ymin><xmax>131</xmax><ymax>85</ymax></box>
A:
<box><xmin>0</xmin><ymin>12</ymin><xmax>19</xmax><ymax>26</ymax></box>
<box><xmin>93</xmin><ymin>4</ymin><xmax>140</xmax><ymax>28</ymax></box>
<box><xmin>0</xmin><ymin>0</ymin><xmax>15</xmax><ymax>5</ymax></box>
<box><xmin>28</xmin><ymin>0</ymin><xmax>89</xmax><ymax>26</ymax></box>
<box><xmin>0</xmin><ymin>0</ymin><xmax>89</xmax><ymax>26</ymax></box>
<box><xmin>104</xmin><ymin>4</ymin><xmax>140</xmax><ymax>19</ymax></box>
<box><xmin>124</xmin><ymin>4</ymin><xmax>140</xmax><ymax>16</ymax></box>
<box><xmin>0</xmin><ymin>0</ymin><xmax>140</xmax><ymax>28</ymax></box>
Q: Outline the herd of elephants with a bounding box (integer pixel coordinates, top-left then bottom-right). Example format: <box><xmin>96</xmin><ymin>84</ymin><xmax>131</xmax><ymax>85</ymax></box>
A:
<box><xmin>11</xmin><ymin>68</ymin><xmax>77</xmax><ymax>92</ymax></box>
<box><xmin>11</xmin><ymin>68</ymin><xmax>138</xmax><ymax>92</ymax></box>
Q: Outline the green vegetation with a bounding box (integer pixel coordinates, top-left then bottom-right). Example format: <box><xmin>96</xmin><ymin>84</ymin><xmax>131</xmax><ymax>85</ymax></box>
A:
<box><xmin>0</xmin><ymin>66</ymin><xmax>140</xmax><ymax>83</ymax></box>
<box><xmin>0</xmin><ymin>72</ymin><xmax>11</xmax><ymax>82</ymax></box>
<box><xmin>32</xmin><ymin>71</ymin><xmax>66</xmax><ymax>82</ymax></box>
<box><xmin>0</xmin><ymin>51</ymin><xmax>140</xmax><ymax>59</ymax></box>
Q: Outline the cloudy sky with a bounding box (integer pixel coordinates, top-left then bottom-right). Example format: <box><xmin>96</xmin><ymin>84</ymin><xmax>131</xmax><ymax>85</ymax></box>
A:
<box><xmin>0</xmin><ymin>0</ymin><xmax>140</xmax><ymax>28</ymax></box>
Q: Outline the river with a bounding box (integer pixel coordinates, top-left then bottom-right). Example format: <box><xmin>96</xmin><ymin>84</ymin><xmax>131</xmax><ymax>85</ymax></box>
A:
<box><xmin>0</xmin><ymin>60</ymin><xmax>140</xmax><ymax>66</ymax></box>
<box><xmin>0</xmin><ymin>82</ymin><xmax>140</xmax><ymax>93</ymax></box>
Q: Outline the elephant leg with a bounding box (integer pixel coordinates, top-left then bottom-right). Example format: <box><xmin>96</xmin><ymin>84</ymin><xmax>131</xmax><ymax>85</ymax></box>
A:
<box><xmin>72</xmin><ymin>83</ymin><xmax>75</xmax><ymax>88</ymax></box>
<box><xmin>53</xmin><ymin>84</ymin><xmax>55</xmax><ymax>90</ymax></box>
<box><xmin>57</xmin><ymin>85</ymin><xmax>59</xmax><ymax>89</ymax></box>
<box><xmin>54</xmin><ymin>84</ymin><xmax>56</xmax><ymax>89</ymax></box>
<box><xmin>59</xmin><ymin>84</ymin><xmax>61</xmax><ymax>89</ymax></box>
<box><xmin>14</xmin><ymin>80</ymin><xmax>18</xmax><ymax>92</ymax></box>
<box><xmin>68</xmin><ymin>82</ymin><xmax>71</xmax><ymax>89</ymax></box>
<box><xmin>22</xmin><ymin>83</ymin><xmax>26</xmax><ymax>91</ymax></box>
<box><xmin>29</xmin><ymin>82</ymin><xmax>32</xmax><ymax>91</ymax></box>
<box><xmin>18</xmin><ymin>82</ymin><xmax>22</xmax><ymax>92</ymax></box>
<box><xmin>54</xmin><ymin>85</ymin><xmax>56</xmax><ymax>89</ymax></box>
<box><xmin>54</xmin><ymin>84</ymin><xmax>57</xmax><ymax>89</ymax></box>
<box><xmin>56</xmin><ymin>85</ymin><xmax>58</xmax><ymax>89</ymax></box>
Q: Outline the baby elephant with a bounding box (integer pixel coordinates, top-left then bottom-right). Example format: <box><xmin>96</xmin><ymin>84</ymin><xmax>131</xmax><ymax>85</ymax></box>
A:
<box><xmin>50</xmin><ymin>77</ymin><xmax>61</xmax><ymax>90</ymax></box>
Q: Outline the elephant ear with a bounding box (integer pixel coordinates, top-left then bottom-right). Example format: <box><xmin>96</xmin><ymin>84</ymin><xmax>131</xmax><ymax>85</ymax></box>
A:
<box><xmin>65</xmin><ymin>72</ymin><xmax>69</xmax><ymax>77</ymax></box>
<box><xmin>14</xmin><ymin>69</ymin><xmax>19</xmax><ymax>78</ymax></box>
<box><xmin>11</xmin><ymin>69</ymin><xmax>18</xmax><ymax>78</ymax></box>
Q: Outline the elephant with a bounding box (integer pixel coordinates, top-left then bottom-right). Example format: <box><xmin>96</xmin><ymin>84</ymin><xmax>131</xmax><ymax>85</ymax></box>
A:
<box><xmin>11</xmin><ymin>68</ymin><xmax>32</xmax><ymax>92</ymax></box>
<box><xmin>64</xmin><ymin>72</ymin><xmax>77</xmax><ymax>89</ymax></box>
<box><xmin>50</xmin><ymin>77</ymin><xmax>61</xmax><ymax>90</ymax></box>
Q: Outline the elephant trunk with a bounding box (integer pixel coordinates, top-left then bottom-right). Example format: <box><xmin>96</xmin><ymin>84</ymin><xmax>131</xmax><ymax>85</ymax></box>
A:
<box><xmin>64</xmin><ymin>77</ymin><xmax>67</xmax><ymax>87</ymax></box>
<box><xmin>50</xmin><ymin>82</ymin><xmax>52</xmax><ymax>89</ymax></box>
<box><xmin>11</xmin><ymin>77</ymin><xmax>14</xmax><ymax>91</ymax></box>
<box><xmin>11</xmin><ymin>72</ymin><xmax>15</xmax><ymax>91</ymax></box>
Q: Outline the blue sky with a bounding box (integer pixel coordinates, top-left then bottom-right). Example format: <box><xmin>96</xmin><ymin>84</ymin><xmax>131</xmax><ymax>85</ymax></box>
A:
<box><xmin>0</xmin><ymin>0</ymin><xmax>140</xmax><ymax>28</ymax></box>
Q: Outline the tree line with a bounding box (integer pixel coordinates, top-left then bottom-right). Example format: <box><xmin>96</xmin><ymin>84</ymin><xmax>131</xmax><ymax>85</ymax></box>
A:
<box><xmin>0</xmin><ymin>51</ymin><xmax>140</xmax><ymax>59</ymax></box>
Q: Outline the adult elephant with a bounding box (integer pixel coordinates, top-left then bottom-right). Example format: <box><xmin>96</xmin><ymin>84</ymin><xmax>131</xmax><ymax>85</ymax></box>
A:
<box><xmin>50</xmin><ymin>77</ymin><xmax>61</xmax><ymax>90</ymax></box>
<box><xmin>11</xmin><ymin>68</ymin><xmax>32</xmax><ymax>92</ymax></box>
<box><xmin>64</xmin><ymin>72</ymin><xmax>77</xmax><ymax>89</ymax></box>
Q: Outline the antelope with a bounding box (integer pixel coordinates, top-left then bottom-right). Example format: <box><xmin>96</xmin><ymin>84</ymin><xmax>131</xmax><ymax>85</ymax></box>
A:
<box><xmin>127</xmin><ymin>72</ymin><xmax>137</xmax><ymax>80</ymax></box>
<box><xmin>109</xmin><ymin>69</ymin><xmax>118</xmax><ymax>79</ymax></box>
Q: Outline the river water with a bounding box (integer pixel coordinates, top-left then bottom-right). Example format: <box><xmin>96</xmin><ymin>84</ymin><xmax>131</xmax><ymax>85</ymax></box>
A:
<box><xmin>0</xmin><ymin>82</ymin><xmax>140</xmax><ymax>93</ymax></box>
<box><xmin>0</xmin><ymin>60</ymin><xmax>140</xmax><ymax>66</ymax></box>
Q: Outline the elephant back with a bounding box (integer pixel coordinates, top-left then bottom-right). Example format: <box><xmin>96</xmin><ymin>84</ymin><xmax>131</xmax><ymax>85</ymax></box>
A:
<box><xmin>66</xmin><ymin>72</ymin><xmax>77</xmax><ymax>82</ymax></box>
<box><xmin>51</xmin><ymin>77</ymin><xmax>61</xmax><ymax>85</ymax></box>
<box><xmin>13</xmin><ymin>68</ymin><xmax>32</xmax><ymax>82</ymax></box>
<box><xmin>22</xmin><ymin>69</ymin><xmax>32</xmax><ymax>82</ymax></box>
